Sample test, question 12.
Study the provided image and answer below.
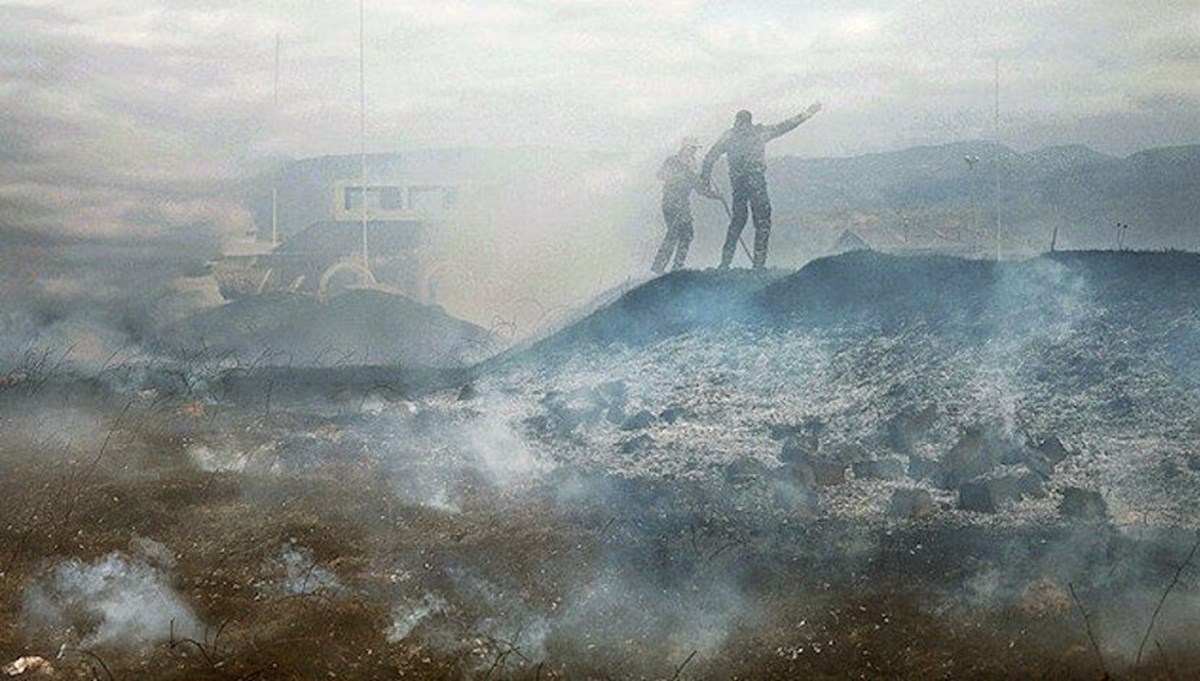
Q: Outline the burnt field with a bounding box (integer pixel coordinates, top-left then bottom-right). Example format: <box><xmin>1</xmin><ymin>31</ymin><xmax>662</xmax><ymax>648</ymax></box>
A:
<box><xmin>4</xmin><ymin>251</ymin><xmax>1200</xmax><ymax>679</ymax></box>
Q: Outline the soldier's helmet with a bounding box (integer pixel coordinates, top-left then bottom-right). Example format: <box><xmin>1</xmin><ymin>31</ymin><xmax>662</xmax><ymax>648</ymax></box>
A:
<box><xmin>734</xmin><ymin>110</ymin><xmax>753</xmax><ymax>126</ymax></box>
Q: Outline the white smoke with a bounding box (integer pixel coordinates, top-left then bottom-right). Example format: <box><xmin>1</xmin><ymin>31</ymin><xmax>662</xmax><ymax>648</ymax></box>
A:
<box><xmin>22</xmin><ymin>552</ymin><xmax>202</xmax><ymax>650</ymax></box>
<box><xmin>263</xmin><ymin>543</ymin><xmax>346</xmax><ymax>597</ymax></box>
<box><xmin>461</xmin><ymin>409</ymin><xmax>546</xmax><ymax>487</ymax></box>
<box><xmin>386</xmin><ymin>593</ymin><xmax>450</xmax><ymax>643</ymax></box>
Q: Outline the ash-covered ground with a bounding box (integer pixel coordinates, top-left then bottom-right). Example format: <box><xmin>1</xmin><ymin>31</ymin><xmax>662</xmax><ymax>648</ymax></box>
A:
<box><xmin>4</xmin><ymin>250</ymin><xmax>1200</xmax><ymax>679</ymax></box>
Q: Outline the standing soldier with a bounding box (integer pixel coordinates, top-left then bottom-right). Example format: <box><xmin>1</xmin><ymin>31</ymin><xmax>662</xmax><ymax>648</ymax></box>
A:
<box><xmin>701</xmin><ymin>102</ymin><xmax>822</xmax><ymax>269</ymax></box>
<box><xmin>652</xmin><ymin>137</ymin><xmax>718</xmax><ymax>274</ymax></box>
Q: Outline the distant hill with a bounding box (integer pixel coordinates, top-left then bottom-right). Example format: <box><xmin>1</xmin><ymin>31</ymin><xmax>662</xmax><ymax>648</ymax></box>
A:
<box><xmin>763</xmin><ymin>142</ymin><xmax>1200</xmax><ymax>256</ymax></box>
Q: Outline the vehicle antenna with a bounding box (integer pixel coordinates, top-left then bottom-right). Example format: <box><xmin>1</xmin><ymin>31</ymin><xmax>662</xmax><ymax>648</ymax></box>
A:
<box><xmin>272</xmin><ymin>32</ymin><xmax>280</xmax><ymax>247</ymax></box>
<box><xmin>359</xmin><ymin>0</ymin><xmax>370</xmax><ymax>269</ymax></box>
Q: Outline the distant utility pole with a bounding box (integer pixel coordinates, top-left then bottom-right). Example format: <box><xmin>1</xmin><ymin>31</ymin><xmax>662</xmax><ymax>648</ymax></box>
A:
<box><xmin>993</xmin><ymin>57</ymin><xmax>1002</xmax><ymax>261</ymax></box>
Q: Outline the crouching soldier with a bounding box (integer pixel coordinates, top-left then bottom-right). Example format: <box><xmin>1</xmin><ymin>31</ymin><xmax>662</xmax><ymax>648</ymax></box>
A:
<box><xmin>652</xmin><ymin>137</ymin><xmax>719</xmax><ymax>274</ymax></box>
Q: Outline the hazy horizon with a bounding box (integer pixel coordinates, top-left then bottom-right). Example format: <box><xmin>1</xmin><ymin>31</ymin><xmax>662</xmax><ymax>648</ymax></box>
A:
<box><xmin>3</xmin><ymin>1</ymin><xmax>1198</xmax><ymax>238</ymax></box>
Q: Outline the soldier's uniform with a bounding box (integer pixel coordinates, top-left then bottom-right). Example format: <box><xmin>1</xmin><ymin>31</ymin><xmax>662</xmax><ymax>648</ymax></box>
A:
<box><xmin>701</xmin><ymin>109</ymin><xmax>815</xmax><ymax>269</ymax></box>
<box><xmin>652</xmin><ymin>147</ymin><xmax>703</xmax><ymax>273</ymax></box>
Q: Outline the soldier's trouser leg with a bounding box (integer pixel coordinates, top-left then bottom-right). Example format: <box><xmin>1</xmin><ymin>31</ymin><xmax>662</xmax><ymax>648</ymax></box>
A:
<box><xmin>651</xmin><ymin>213</ymin><xmax>679</xmax><ymax>274</ymax></box>
<box><xmin>748</xmin><ymin>174</ymin><xmax>772</xmax><ymax>268</ymax></box>
<box><xmin>720</xmin><ymin>182</ymin><xmax>751</xmax><ymax>269</ymax></box>
<box><xmin>672</xmin><ymin>218</ymin><xmax>693</xmax><ymax>270</ymax></box>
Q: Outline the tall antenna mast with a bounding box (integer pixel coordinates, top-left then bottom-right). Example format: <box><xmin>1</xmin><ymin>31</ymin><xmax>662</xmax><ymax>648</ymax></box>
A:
<box><xmin>993</xmin><ymin>56</ymin><xmax>1001</xmax><ymax>261</ymax></box>
<box><xmin>359</xmin><ymin>0</ymin><xmax>370</xmax><ymax>268</ymax></box>
<box><xmin>271</xmin><ymin>32</ymin><xmax>280</xmax><ymax>247</ymax></box>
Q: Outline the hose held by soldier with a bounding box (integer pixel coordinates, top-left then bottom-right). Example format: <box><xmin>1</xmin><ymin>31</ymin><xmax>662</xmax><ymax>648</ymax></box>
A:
<box><xmin>652</xmin><ymin>101</ymin><xmax>822</xmax><ymax>273</ymax></box>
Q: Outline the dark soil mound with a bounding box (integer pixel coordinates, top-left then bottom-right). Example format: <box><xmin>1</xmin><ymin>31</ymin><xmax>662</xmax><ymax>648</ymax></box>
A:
<box><xmin>527</xmin><ymin>268</ymin><xmax>787</xmax><ymax>351</ymax></box>
<box><xmin>758</xmin><ymin>250</ymin><xmax>1000</xmax><ymax>330</ymax></box>
<box><xmin>160</xmin><ymin>290</ymin><xmax>492</xmax><ymax>367</ymax></box>
<box><xmin>528</xmin><ymin>250</ymin><xmax>1200</xmax><ymax>346</ymax></box>
<box><xmin>760</xmin><ymin>249</ymin><xmax>1200</xmax><ymax>327</ymax></box>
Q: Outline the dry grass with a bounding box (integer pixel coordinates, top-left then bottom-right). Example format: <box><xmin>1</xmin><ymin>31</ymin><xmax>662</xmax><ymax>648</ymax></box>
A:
<box><xmin>1</xmin><ymin>390</ymin><xmax>1197</xmax><ymax>680</ymax></box>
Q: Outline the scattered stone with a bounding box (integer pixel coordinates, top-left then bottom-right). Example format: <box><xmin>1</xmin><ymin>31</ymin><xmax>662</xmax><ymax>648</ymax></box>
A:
<box><xmin>1187</xmin><ymin>454</ymin><xmax>1200</xmax><ymax>472</ymax></box>
<box><xmin>456</xmin><ymin>383</ymin><xmax>476</xmax><ymax>401</ymax></box>
<box><xmin>549</xmin><ymin>406</ymin><xmax>594</xmax><ymax>433</ymax></box>
<box><xmin>605</xmin><ymin>405</ymin><xmax>626</xmax><ymax>425</ymax></box>
<box><xmin>768</xmin><ymin>417</ymin><xmax>825</xmax><ymax>442</ymax></box>
<box><xmin>908</xmin><ymin>456</ymin><xmax>939</xmax><ymax>482</ymax></box>
<box><xmin>523</xmin><ymin>414</ymin><xmax>551</xmax><ymax>434</ymax></box>
<box><xmin>724</xmin><ymin>458</ymin><xmax>772</xmax><ymax>485</ymax></box>
<box><xmin>958</xmin><ymin>473</ymin><xmax>1045</xmax><ymax>513</ymax></box>
<box><xmin>780</xmin><ymin>437</ymin><xmax>847</xmax><ymax>486</ymax></box>
<box><xmin>940</xmin><ymin>427</ymin><xmax>1004</xmax><ymax>488</ymax></box>
<box><xmin>1158</xmin><ymin>459</ymin><xmax>1183</xmax><ymax>480</ymax></box>
<box><xmin>619</xmin><ymin>409</ymin><xmax>657</xmax><ymax>431</ymax></box>
<box><xmin>658</xmin><ymin>406</ymin><xmax>692</xmax><ymax>424</ymax></box>
<box><xmin>2</xmin><ymin>656</ymin><xmax>54</xmax><ymax>677</ymax></box>
<box><xmin>888</xmin><ymin>488</ymin><xmax>935</xmax><ymax>520</ymax></box>
<box><xmin>539</xmin><ymin>388</ymin><xmax>607</xmax><ymax>434</ymax></box>
<box><xmin>884</xmin><ymin>406</ymin><xmax>936</xmax><ymax>454</ymax></box>
<box><xmin>833</xmin><ymin>442</ymin><xmax>871</xmax><ymax>462</ymax></box>
<box><xmin>767</xmin><ymin>423</ymin><xmax>803</xmax><ymax>440</ymax></box>
<box><xmin>1030</xmin><ymin>433</ymin><xmax>1071</xmax><ymax>465</ymax></box>
<box><xmin>852</xmin><ymin>457</ymin><xmax>906</xmax><ymax>481</ymax></box>
<box><xmin>779</xmin><ymin>436</ymin><xmax>818</xmax><ymax>466</ymax></box>
<box><xmin>1059</xmin><ymin>487</ymin><xmax>1108</xmax><ymax>522</ymax></box>
<box><xmin>1023</xmin><ymin>433</ymin><xmax>1074</xmax><ymax>477</ymax></box>
<box><xmin>810</xmin><ymin>460</ymin><xmax>848</xmax><ymax>486</ymax></box>
<box><xmin>1021</xmin><ymin>451</ymin><xmax>1056</xmax><ymax>479</ymax></box>
<box><xmin>617</xmin><ymin>434</ymin><xmax>653</xmax><ymax>455</ymax></box>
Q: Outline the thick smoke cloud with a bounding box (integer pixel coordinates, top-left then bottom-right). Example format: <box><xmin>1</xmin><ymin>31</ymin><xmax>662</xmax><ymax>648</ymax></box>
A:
<box><xmin>0</xmin><ymin>229</ymin><xmax>221</xmax><ymax>371</ymax></box>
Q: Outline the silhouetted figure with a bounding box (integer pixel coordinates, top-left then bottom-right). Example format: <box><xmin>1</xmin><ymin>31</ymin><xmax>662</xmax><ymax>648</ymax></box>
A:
<box><xmin>652</xmin><ymin>137</ymin><xmax>718</xmax><ymax>274</ymax></box>
<box><xmin>701</xmin><ymin>102</ymin><xmax>822</xmax><ymax>269</ymax></box>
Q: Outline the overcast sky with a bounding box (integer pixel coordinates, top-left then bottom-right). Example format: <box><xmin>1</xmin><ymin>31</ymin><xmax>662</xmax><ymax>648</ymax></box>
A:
<box><xmin>1</xmin><ymin>0</ymin><xmax>1197</xmax><ymax>237</ymax></box>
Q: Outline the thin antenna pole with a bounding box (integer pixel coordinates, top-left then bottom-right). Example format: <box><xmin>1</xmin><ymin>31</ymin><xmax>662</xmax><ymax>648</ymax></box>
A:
<box><xmin>274</xmin><ymin>33</ymin><xmax>280</xmax><ymax>107</ymax></box>
<box><xmin>359</xmin><ymin>0</ymin><xmax>369</xmax><ymax>268</ymax></box>
<box><xmin>993</xmin><ymin>57</ymin><xmax>1001</xmax><ymax>261</ymax></box>
<box><xmin>271</xmin><ymin>33</ymin><xmax>280</xmax><ymax>247</ymax></box>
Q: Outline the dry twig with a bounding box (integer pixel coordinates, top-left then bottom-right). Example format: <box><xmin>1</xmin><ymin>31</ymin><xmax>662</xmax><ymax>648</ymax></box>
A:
<box><xmin>670</xmin><ymin>649</ymin><xmax>698</xmax><ymax>680</ymax></box>
<box><xmin>1068</xmin><ymin>582</ymin><xmax>1109</xmax><ymax>679</ymax></box>
<box><xmin>1135</xmin><ymin>534</ymin><xmax>1200</xmax><ymax>667</ymax></box>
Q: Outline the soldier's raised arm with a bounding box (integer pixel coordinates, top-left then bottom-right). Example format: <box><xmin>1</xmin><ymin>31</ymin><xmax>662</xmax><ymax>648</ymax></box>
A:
<box><xmin>764</xmin><ymin>101</ymin><xmax>823</xmax><ymax>141</ymax></box>
<box><xmin>656</xmin><ymin>158</ymin><xmax>671</xmax><ymax>182</ymax></box>
<box><xmin>699</xmin><ymin>132</ymin><xmax>730</xmax><ymax>187</ymax></box>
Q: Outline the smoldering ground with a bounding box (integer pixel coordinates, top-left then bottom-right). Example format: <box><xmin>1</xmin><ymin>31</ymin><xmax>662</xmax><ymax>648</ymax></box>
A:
<box><xmin>0</xmin><ymin>227</ymin><xmax>224</xmax><ymax>373</ymax></box>
<box><xmin>6</xmin><ymin>252</ymin><xmax>1200</xmax><ymax>680</ymax></box>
